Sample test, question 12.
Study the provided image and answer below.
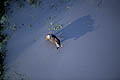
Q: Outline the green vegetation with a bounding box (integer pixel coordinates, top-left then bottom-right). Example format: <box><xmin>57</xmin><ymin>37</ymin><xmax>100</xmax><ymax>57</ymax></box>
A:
<box><xmin>48</xmin><ymin>22</ymin><xmax>63</xmax><ymax>34</ymax></box>
<box><xmin>0</xmin><ymin>0</ymin><xmax>9</xmax><ymax>80</ymax></box>
<box><xmin>28</xmin><ymin>0</ymin><xmax>37</xmax><ymax>8</ymax></box>
<box><xmin>0</xmin><ymin>0</ymin><xmax>72</xmax><ymax>79</ymax></box>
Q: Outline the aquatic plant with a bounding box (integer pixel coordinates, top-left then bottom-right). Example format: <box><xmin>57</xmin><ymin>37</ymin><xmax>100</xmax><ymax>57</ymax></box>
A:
<box><xmin>0</xmin><ymin>0</ymin><xmax>9</xmax><ymax>79</ymax></box>
<box><xmin>28</xmin><ymin>0</ymin><xmax>37</xmax><ymax>8</ymax></box>
<box><xmin>0</xmin><ymin>0</ymin><xmax>26</xmax><ymax>79</ymax></box>
<box><xmin>48</xmin><ymin>22</ymin><xmax>63</xmax><ymax>34</ymax></box>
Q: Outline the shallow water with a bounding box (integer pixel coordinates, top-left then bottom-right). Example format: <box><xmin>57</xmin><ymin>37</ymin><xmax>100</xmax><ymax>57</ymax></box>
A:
<box><xmin>4</xmin><ymin>0</ymin><xmax>120</xmax><ymax>80</ymax></box>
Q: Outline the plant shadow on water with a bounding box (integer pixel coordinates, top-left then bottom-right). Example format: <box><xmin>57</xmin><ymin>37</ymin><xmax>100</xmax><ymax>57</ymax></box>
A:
<box><xmin>55</xmin><ymin>15</ymin><xmax>95</xmax><ymax>42</ymax></box>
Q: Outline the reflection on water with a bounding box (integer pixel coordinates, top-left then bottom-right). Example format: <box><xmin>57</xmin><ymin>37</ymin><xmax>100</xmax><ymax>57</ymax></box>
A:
<box><xmin>55</xmin><ymin>15</ymin><xmax>95</xmax><ymax>42</ymax></box>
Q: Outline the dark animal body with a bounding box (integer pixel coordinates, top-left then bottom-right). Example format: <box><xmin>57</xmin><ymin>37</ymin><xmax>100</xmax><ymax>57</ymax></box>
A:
<box><xmin>46</xmin><ymin>34</ymin><xmax>62</xmax><ymax>49</ymax></box>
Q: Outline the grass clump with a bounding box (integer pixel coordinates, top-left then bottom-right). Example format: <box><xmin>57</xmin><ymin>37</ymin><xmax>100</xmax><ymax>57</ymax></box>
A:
<box><xmin>0</xmin><ymin>0</ymin><xmax>9</xmax><ymax>79</ymax></box>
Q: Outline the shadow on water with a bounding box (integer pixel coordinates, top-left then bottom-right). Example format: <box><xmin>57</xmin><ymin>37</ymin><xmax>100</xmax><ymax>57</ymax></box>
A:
<box><xmin>55</xmin><ymin>15</ymin><xmax>95</xmax><ymax>42</ymax></box>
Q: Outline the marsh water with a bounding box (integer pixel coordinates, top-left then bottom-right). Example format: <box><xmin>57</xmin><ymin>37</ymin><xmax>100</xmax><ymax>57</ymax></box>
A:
<box><xmin>4</xmin><ymin>0</ymin><xmax>120</xmax><ymax>80</ymax></box>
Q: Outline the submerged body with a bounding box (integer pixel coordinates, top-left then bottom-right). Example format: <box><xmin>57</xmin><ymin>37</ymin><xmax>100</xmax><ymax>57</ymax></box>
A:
<box><xmin>46</xmin><ymin>34</ymin><xmax>62</xmax><ymax>49</ymax></box>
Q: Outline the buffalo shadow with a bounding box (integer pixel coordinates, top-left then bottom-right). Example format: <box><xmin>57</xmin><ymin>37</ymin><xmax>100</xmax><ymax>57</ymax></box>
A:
<box><xmin>55</xmin><ymin>15</ymin><xmax>95</xmax><ymax>42</ymax></box>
